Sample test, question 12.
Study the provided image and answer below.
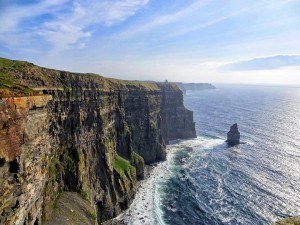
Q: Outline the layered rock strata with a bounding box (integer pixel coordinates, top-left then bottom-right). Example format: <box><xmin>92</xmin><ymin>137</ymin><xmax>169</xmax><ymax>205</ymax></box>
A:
<box><xmin>0</xmin><ymin>58</ymin><xmax>196</xmax><ymax>225</ymax></box>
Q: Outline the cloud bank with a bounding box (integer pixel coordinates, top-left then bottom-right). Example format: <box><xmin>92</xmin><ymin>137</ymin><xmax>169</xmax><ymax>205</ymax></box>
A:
<box><xmin>221</xmin><ymin>55</ymin><xmax>300</xmax><ymax>71</ymax></box>
<box><xmin>0</xmin><ymin>0</ymin><xmax>149</xmax><ymax>52</ymax></box>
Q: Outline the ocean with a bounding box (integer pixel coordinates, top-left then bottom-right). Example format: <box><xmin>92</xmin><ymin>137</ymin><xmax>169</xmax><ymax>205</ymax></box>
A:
<box><xmin>118</xmin><ymin>84</ymin><xmax>300</xmax><ymax>225</ymax></box>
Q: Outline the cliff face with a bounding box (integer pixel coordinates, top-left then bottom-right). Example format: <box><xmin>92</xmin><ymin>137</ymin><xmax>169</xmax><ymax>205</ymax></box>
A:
<box><xmin>0</xmin><ymin>58</ymin><xmax>196</xmax><ymax>225</ymax></box>
<box><xmin>176</xmin><ymin>82</ymin><xmax>216</xmax><ymax>94</ymax></box>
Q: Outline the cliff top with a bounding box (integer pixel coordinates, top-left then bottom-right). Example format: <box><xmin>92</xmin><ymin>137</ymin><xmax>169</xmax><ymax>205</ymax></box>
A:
<box><xmin>0</xmin><ymin>57</ymin><xmax>179</xmax><ymax>97</ymax></box>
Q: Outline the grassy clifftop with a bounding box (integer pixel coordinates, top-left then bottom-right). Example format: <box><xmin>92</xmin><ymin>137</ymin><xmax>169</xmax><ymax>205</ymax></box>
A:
<box><xmin>0</xmin><ymin>57</ymin><xmax>179</xmax><ymax>97</ymax></box>
<box><xmin>0</xmin><ymin>58</ymin><xmax>39</xmax><ymax>97</ymax></box>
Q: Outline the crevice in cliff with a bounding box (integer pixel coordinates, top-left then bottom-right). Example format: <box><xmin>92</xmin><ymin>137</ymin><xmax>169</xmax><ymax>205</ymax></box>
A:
<box><xmin>9</xmin><ymin>159</ymin><xmax>20</xmax><ymax>173</ymax></box>
<box><xmin>0</xmin><ymin>158</ymin><xmax>5</xmax><ymax>167</ymax></box>
<box><xmin>60</xmin><ymin>148</ymin><xmax>80</xmax><ymax>192</ymax></box>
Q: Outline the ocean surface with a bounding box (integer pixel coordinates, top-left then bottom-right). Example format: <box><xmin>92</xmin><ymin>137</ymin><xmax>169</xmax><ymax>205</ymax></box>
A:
<box><xmin>118</xmin><ymin>84</ymin><xmax>300</xmax><ymax>225</ymax></box>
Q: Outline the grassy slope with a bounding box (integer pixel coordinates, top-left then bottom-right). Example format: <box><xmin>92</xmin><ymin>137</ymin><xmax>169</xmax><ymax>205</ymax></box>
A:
<box><xmin>113</xmin><ymin>155</ymin><xmax>133</xmax><ymax>178</ymax></box>
<box><xmin>0</xmin><ymin>57</ymin><xmax>179</xmax><ymax>98</ymax></box>
<box><xmin>0</xmin><ymin>58</ymin><xmax>38</xmax><ymax>97</ymax></box>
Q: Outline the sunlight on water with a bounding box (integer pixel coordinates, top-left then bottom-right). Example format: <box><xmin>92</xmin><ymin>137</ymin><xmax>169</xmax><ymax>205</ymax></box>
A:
<box><xmin>118</xmin><ymin>85</ymin><xmax>300</xmax><ymax>225</ymax></box>
<box><xmin>158</xmin><ymin>85</ymin><xmax>300</xmax><ymax>225</ymax></box>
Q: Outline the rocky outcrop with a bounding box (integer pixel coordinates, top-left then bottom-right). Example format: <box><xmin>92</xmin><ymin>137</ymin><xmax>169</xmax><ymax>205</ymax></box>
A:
<box><xmin>226</xmin><ymin>123</ymin><xmax>240</xmax><ymax>146</ymax></box>
<box><xmin>273</xmin><ymin>216</ymin><xmax>300</xmax><ymax>225</ymax></box>
<box><xmin>0</xmin><ymin>96</ymin><xmax>53</xmax><ymax>225</ymax></box>
<box><xmin>0</xmin><ymin>57</ymin><xmax>196</xmax><ymax>225</ymax></box>
<box><xmin>124</xmin><ymin>85</ymin><xmax>196</xmax><ymax>164</ymax></box>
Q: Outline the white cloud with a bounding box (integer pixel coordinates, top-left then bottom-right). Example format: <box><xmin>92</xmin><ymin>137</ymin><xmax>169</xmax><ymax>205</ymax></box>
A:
<box><xmin>115</xmin><ymin>1</ymin><xmax>209</xmax><ymax>39</ymax></box>
<box><xmin>114</xmin><ymin>0</ymin><xmax>272</xmax><ymax>40</ymax></box>
<box><xmin>0</xmin><ymin>0</ymin><xmax>69</xmax><ymax>33</ymax></box>
<box><xmin>0</xmin><ymin>0</ymin><xmax>149</xmax><ymax>52</ymax></box>
<box><xmin>220</xmin><ymin>55</ymin><xmax>300</xmax><ymax>71</ymax></box>
<box><xmin>73</xmin><ymin>57</ymin><xmax>300</xmax><ymax>85</ymax></box>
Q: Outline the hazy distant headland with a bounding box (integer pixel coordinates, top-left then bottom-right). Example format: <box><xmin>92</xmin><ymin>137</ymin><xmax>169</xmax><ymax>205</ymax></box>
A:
<box><xmin>176</xmin><ymin>82</ymin><xmax>216</xmax><ymax>94</ymax></box>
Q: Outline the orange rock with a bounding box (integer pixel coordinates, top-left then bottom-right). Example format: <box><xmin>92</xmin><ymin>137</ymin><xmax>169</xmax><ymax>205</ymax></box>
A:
<box><xmin>0</xmin><ymin>95</ymin><xmax>52</xmax><ymax>161</ymax></box>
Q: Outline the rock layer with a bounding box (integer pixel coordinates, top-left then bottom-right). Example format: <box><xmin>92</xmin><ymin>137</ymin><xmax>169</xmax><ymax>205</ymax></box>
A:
<box><xmin>0</xmin><ymin>58</ymin><xmax>196</xmax><ymax>225</ymax></box>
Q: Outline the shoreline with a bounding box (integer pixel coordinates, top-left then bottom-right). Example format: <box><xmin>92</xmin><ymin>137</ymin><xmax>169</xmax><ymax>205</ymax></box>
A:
<box><xmin>104</xmin><ymin>164</ymin><xmax>163</xmax><ymax>225</ymax></box>
<box><xmin>103</xmin><ymin>138</ymin><xmax>200</xmax><ymax>225</ymax></box>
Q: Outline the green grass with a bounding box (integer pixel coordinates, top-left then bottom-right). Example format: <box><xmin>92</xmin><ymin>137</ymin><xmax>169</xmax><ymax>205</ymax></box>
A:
<box><xmin>131</xmin><ymin>151</ymin><xmax>144</xmax><ymax>165</ymax></box>
<box><xmin>0</xmin><ymin>71</ymin><xmax>14</xmax><ymax>89</ymax></box>
<box><xmin>87</xmin><ymin>208</ymin><xmax>96</xmax><ymax>222</ymax></box>
<box><xmin>113</xmin><ymin>155</ymin><xmax>131</xmax><ymax>177</ymax></box>
<box><xmin>0</xmin><ymin>71</ymin><xmax>36</xmax><ymax>97</ymax></box>
<box><xmin>106</xmin><ymin>78</ymin><xmax>160</xmax><ymax>91</ymax></box>
<box><xmin>0</xmin><ymin>58</ymin><xmax>38</xmax><ymax>97</ymax></box>
<box><xmin>0</xmin><ymin>57</ymin><xmax>27</xmax><ymax>70</ymax></box>
<box><xmin>52</xmin><ymin>190</ymin><xmax>62</xmax><ymax>209</ymax></box>
<box><xmin>0</xmin><ymin>57</ymin><xmax>180</xmax><ymax>97</ymax></box>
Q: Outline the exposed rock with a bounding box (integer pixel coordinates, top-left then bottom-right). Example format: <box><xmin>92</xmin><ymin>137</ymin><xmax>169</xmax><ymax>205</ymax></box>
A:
<box><xmin>46</xmin><ymin>192</ymin><xmax>95</xmax><ymax>225</ymax></box>
<box><xmin>0</xmin><ymin>96</ymin><xmax>52</xmax><ymax>225</ymax></box>
<box><xmin>0</xmin><ymin>57</ymin><xmax>196</xmax><ymax>225</ymax></box>
<box><xmin>273</xmin><ymin>216</ymin><xmax>300</xmax><ymax>225</ymax></box>
<box><xmin>226</xmin><ymin>123</ymin><xmax>240</xmax><ymax>146</ymax></box>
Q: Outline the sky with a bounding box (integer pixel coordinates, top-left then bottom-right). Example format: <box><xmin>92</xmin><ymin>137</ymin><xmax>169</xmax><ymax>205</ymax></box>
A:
<box><xmin>0</xmin><ymin>0</ymin><xmax>300</xmax><ymax>85</ymax></box>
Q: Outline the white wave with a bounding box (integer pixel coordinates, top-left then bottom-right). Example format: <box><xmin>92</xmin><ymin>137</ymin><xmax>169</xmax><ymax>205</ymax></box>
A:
<box><xmin>114</xmin><ymin>136</ymin><xmax>222</xmax><ymax>225</ymax></box>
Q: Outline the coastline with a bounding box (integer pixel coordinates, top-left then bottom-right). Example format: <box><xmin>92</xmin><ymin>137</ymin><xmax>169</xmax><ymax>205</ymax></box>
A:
<box><xmin>106</xmin><ymin>138</ymin><xmax>202</xmax><ymax>225</ymax></box>
<box><xmin>108</xmin><ymin>164</ymin><xmax>166</xmax><ymax>225</ymax></box>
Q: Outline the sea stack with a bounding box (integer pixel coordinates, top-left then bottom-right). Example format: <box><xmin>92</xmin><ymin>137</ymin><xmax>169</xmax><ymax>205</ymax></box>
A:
<box><xmin>226</xmin><ymin>123</ymin><xmax>240</xmax><ymax>146</ymax></box>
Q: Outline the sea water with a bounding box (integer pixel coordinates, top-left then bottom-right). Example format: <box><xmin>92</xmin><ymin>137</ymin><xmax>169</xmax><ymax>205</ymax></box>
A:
<box><xmin>119</xmin><ymin>84</ymin><xmax>300</xmax><ymax>225</ymax></box>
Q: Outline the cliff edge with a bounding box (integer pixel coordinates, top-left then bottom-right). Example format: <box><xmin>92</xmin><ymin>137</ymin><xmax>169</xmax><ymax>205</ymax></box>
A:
<box><xmin>176</xmin><ymin>82</ymin><xmax>216</xmax><ymax>94</ymax></box>
<box><xmin>0</xmin><ymin>57</ymin><xmax>196</xmax><ymax>225</ymax></box>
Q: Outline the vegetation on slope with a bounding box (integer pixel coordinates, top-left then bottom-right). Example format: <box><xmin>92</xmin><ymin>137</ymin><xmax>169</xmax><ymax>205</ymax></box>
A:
<box><xmin>0</xmin><ymin>57</ymin><xmax>180</xmax><ymax>98</ymax></box>
<box><xmin>113</xmin><ymin>155</ymin><xmax>132</xmax><ymax>178</ymax></box>
<box><xmin>0</xmin><ymin>58</ymin><xmax>38</xmax><ymax>97</ymax></box>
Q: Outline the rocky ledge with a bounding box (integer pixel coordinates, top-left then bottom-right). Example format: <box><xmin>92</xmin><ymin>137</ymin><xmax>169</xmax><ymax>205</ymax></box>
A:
<box><xmin>273</xmin><ymin>216</ymin><xmax>300</xmax><ymax>225</ymax></box>
<box><xmin>0</xmin><ymin>57</ymin><xmax>196</xmax><ymax>225</ymax></box>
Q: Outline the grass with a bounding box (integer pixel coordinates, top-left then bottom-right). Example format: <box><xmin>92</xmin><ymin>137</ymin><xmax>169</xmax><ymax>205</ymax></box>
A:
<box><xmin>131</xmin><ymin>151</ymin><xmax>144</xmax><ymax>166</ymax></box>
<box><xmin>0</xmin><ymin>57</ymin><xmax>180</xmax><ymax>97</ymax></box>
<box><xmin>113</xmin><ymin>155</ymin><xmax>131</xmax><ymax>177</ymax></box>
<box><xmin>0</xmin><ymin>58</ymin><xmax>38</xmax><ymax>97</ymax></box>
<box><xmin>0</xmin><ymin>71</ymin><xmax>36</xmax><ymax>97</ymax></box>
<box><xmin>0</xmin><ymin>57</ymin><xmax>27</xmax><ymax>71</ymax></box>
<box><xmin>0</xmin><ymin>71</ymin><xmax>15</xmax><ymax>91</ymax></box>
<box><xmin>52</xmin><ymin>190</ymin><xmax>62</xmax><ymax>209</ymax></box>
<box><xmin>106</xmin><ymin>78</ymin><xmax>161</xmax><ymax>91</ymax></box>
<box><xmin>87</xmin><ymin>208</ymin><xmax>96</xmax><ymax>222</ymax></box>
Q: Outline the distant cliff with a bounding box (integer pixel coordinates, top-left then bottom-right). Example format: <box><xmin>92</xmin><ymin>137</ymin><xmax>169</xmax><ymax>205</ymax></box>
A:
<box><xmin>0</xmin><ymin>58</ymin><xmax>196</xmax><ymax>225</ymax></box>
<box><xmin>176</xmin><ymin>82</ymin><xmax>216</xmax><ymax>94</ymax></box>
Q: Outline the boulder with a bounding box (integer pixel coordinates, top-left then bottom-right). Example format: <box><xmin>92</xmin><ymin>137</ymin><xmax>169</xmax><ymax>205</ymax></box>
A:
<box><xmin>226</xmin><ymin>123</ymin><xmax>240</xmax><ymax>146</ymax></box>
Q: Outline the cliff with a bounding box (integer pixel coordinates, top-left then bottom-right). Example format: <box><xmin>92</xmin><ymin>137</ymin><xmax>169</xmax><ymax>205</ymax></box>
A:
<box><xmin>176</xmin><ymin>82</ymin><xmax>216</xmax><ymax>94</ymax></box>
<box><xmin>0</xmin><ymin>57</ymin><xmax>196</xmax><ymax>224</ymax></box>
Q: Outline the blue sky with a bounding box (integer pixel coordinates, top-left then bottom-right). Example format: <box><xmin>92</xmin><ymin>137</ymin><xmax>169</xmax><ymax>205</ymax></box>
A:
<box><xmin>1</xmin><ymin>0</ymin><xmax>300</xmax><ymax>84</ymax></box>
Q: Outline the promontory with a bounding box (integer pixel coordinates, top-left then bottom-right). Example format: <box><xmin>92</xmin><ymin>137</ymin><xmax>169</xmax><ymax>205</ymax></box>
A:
<box><xmin>0</xmin><ymin>57</ymin><xmax>196</xmax><ymax>225</ymax></box>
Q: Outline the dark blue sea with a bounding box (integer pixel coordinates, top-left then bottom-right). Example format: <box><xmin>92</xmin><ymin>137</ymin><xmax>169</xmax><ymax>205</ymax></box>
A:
<box><xmin>120</xmin><ymin>84</ymin><xmax>300</xmax><ymax>225</ymax></box>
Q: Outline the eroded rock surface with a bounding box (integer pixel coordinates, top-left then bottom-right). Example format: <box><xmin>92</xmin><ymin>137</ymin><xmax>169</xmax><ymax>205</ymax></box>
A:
<box><xmin>0</xmin><ymin>57</ymin><xmax>196</xmax><ymax>225</ymax></box>
<box><xmin>226</xmin><ymin>123</ymin><xmax>240</xmax><ymax>146</ymax></box>
<box><xmin>47</xmin><ymin>192</ymin><xmax>95</xmax><ymax>225</ymax></box>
